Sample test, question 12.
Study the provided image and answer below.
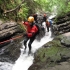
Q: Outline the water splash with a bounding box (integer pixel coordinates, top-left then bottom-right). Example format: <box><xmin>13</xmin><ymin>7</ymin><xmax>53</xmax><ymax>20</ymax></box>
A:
<box><xmin>0</xmin><ymin>62</ymin><xmax>13</xmax><ymax>70</ymax></box>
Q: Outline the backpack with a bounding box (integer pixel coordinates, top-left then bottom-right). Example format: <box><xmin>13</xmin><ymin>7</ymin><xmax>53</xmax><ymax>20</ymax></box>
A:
<box><xmin>35</xmin><ymin>24</ymin><xmax>45</xmax><ymax>41</ymax></box>
<box><xmin>48</xmin><ymin>19</ymin><xmax>53</xmax><ymax>26</ymax></box>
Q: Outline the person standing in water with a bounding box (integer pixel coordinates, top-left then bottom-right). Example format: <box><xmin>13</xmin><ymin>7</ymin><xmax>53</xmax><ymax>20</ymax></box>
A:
<box><xmin>22</xmin><ymin>16</ymin><xmax>39</xmax><ymax>55</ymax></box>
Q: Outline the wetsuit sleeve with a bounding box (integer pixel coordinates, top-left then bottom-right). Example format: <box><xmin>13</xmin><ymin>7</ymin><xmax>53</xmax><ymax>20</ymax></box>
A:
<box><xmin>23</xmin><ymin>21</ymin><xmax>29</xmax><ymax>26</ymax></box>
<box><xmin>27</xmin><ymin>25</ymin><xmax>38</xmax><ymax>37</ymax></box>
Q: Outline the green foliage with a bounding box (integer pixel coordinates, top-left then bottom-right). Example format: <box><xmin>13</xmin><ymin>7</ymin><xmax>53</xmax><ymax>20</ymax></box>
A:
<box><xmin>49</xmin><ymin>0</ymin><xmax>70</xmax><ymax>15</ymax></box>
<box><xmin>35</xmin><ymin>0</ymin><xmax>50</xmax><ymax>12</ymax></box>
<box><xmin>18</xmin><ymin>23</ymin><xmax>25</xmax><ymax>31</ymax></box>
<box><xmin>0</xmin><ymin>0</ymin><xmax>70</xmax><ymax>20</ymax></box>
<box><xmin>6</xmin><ymin>4</ymin><xmax>15</xmax><ymax>10</ymax></box>
<box><xmin>18</xmin><ymin>3</ymin><xmax>29</xmax><ymax>20</ymax></box>
<box><xmin>35</xmin><ymin>0</ymin><xmax>70</xmax><ymax>16</ymax></box>
<box><xmin>0</xmin><ymin>0</ymin><xmax>3</xmax><ymax>5</ymax></box>
<box><xmin>65</xmin><ymin>2</ymin><xmax>70</xmax><ymax>13</ymax></box>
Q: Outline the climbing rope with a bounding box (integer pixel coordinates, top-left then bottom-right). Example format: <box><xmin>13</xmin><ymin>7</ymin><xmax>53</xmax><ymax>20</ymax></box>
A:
<box><xmin>0</xmin><ymin>35</ymin><xmax>23</xmax><ymax>44</ymax></box>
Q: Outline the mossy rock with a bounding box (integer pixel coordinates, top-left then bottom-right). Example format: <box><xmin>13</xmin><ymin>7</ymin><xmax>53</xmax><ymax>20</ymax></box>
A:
<box><xmin>33</xmin><ymin>35</ymin><xmax>70</xmax><ymax>68</ymax></box>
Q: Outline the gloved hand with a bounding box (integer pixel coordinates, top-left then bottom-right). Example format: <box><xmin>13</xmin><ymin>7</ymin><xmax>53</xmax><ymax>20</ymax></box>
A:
<box><xmin>22</xmin><ymin>21</ymin><xmax>25</xmax><ymax>24</ymax></box>
<box><xmin>23</xmin><ymin>32</ymin><xmax>27</xmax><ymax>37</ymax></box>
<box><xmin>22</xmin><ymin>20</ymin><xmax>27</xmax><ymax>24</ymax></box>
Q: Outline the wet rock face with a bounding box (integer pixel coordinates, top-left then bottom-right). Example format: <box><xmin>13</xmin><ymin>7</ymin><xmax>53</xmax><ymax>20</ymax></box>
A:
<box><xmin>53</xmin><ymin>13</ymin><xmax>70</xmax><ymax>35</ymax></box>
<box><xmin>0</xmin><ymin>38</ymin><xmax>22</xmax><ymax>63</ymax></box>
<box><xmin>0</xmin><ymin>20</ymin><xmax>24</xmax><ymax>63</ymax></box>
<box><xmin>0</xmin><ymin>21</ymin><xmax>23</xmax><ymax>41</ymax></box>
<box><xmin>60</xmin><ymin>34</ymin><xmax>70</xmax><ymax>47</ymax></box>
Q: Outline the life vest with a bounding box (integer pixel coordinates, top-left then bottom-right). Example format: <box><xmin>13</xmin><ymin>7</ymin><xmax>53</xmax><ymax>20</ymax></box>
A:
<box><xmin>23</xmin><ymin>22</ymin><xmax>39</xmax><ymax>37</ymax></box>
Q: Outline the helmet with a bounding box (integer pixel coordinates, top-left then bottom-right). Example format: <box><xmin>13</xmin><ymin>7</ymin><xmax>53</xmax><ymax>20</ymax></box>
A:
<box><xmin>28</xmin><ymin>16</ymin><xmax>34</xmax><ymax>23</ymax></box>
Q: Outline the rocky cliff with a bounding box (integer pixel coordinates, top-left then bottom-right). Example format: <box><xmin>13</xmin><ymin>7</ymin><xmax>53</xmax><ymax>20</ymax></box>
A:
<box><xmin>53</xmin><ymin>13</ymin><xmax>70</xmax><ymax>35</ymax></box>
<box><xmin>0</xmin><ymin>20</ymin><xmax>23</xmax><ymax>42</ymax></box>
<box><xmin>0</xmin><ymin>20</ymin><xmax>24</xmax><ymax>63</ymax></box>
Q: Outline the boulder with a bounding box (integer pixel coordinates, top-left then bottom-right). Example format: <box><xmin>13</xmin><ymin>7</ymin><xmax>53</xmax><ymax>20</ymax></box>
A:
<box><xmin>0</xmin><ymin>21</ymin><xmax>23</xmax><ymax>41</ymax></box>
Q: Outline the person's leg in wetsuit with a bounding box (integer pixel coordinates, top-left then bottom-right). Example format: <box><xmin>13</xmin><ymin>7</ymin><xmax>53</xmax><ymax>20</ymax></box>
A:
<box><xmin>46</xmin><ymin>23</ymin><xmax>49</xmax><ymax>32</ymax></box>
<box><xmin>24</xmin><ymin>36</ymin><xmax>29</xmax><ymax>51</ymax></box>
<box><xmin>28</xmin><ymin>36</ymin><xmax>36</xmax><ymax>54</ymax></box>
